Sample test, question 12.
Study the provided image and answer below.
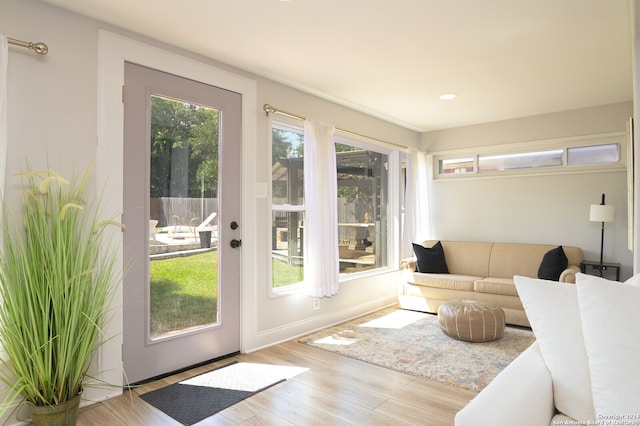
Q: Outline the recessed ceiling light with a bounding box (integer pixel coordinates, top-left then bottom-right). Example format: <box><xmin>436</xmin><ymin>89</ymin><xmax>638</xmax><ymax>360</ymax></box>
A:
<box><xmin>439</xmin><ymin>93</ymin><xmax>457</xmax><ymax>100</ymax></box>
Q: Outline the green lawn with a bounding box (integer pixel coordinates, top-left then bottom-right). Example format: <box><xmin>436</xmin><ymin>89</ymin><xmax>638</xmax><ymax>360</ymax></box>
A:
<box><xmin>150</xmin><ymin>251</ymin><xmax>218</xmax><ymax>337</ymax></box>
<box><xmin>272</xmin><ymin>259</ymin><xmax>304</xmax><ymax>288</ymax></box>
<box><xmin>149</xmin><ymin>252</ymin><xmax>303</xmax><ymax>337</ymax></box>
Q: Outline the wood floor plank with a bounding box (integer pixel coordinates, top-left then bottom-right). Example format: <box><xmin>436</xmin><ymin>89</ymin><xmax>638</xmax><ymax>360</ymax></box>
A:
<box><xmin>268</xmin><ymin>377</ymin><xmax>403</xmax><ymax>425</ymax></box>
<box><xmin>97</xmin><ymin>389</ymin><xmax>177</xmax><ymax>425</ymax></box>
<box><xmin>211</xmin><ymin>391</ymin><xmax>278</xmax><ymax>424</ymax></box>
<box><xmin>291</xmin><ymin>367</ymin><xmax>390</xmax><ymax>410</ymax></box>
<box><xmin>375</xmin><ymin>396</ymin><xmax>457</xmax><ymax>426</ymax></box>
<box><xmin>392</xmin><ymin>375</ymin><xmax>477</xmax><ymax>409</ymax></box>
<box><xmin>239</xmin><ymin>410</ymin><xmax>296</xmax><ymax>426</ymax></box>
<box><xmin>76</xmin><ymin>403</ymin><xmax>128</xmax><ymax>426</ymax></box>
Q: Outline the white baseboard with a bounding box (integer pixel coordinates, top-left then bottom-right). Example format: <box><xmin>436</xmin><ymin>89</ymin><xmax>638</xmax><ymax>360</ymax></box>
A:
<box><xmin>245</xmin><ymin>294</ymin><xmax>398</xmax><ymax>353</ymax></box>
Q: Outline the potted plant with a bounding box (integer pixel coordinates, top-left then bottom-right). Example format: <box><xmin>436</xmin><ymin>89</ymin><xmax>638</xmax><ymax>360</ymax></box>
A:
<box><xmin>0</xmin><ymin>165</ymin><xmax>121</xmax><ymax>425</ymax></box>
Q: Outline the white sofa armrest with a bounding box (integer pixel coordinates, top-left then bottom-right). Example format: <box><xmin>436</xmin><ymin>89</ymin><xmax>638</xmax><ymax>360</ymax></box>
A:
<box><xmin>455</xmin><ymin>342</ymin><xmax>555</xmax><ymax>426</ymax></box>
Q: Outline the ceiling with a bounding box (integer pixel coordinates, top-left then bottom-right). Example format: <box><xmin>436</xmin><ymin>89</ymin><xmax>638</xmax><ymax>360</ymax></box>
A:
<box><xmin>41</xmin><ymin>0</ymin><xmax>633</xmax><ymax>132</ymax></box>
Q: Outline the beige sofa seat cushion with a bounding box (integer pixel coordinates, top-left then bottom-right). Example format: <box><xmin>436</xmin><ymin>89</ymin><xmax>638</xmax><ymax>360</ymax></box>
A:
<box><xmin>423</xmin><ymin>240</ymin><xmax>492</xmax><ymax>277</ymax></box>
<box><xmin>474</xmin><ymin>277</ymin><xmax>518</xmax><ymax>297</ymax></box>
<box><xmin>408</xmin><ymin>272</ymin><xmax>480</xmax><ymax>292</ymax></box>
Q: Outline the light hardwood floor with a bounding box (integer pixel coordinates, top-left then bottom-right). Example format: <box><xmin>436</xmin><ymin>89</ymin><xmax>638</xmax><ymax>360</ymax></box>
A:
<box><xmin>77</xmin><ymin>339</ymin><xmax>477</xmax><ymax>425</ymax></box>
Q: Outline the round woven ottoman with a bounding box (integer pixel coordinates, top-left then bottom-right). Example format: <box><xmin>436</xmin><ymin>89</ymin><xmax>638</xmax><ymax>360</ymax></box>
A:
<box><xmin>437</xmin><ymin>300</ymin><xmax>506</xmax><ymax>342</ymax></box>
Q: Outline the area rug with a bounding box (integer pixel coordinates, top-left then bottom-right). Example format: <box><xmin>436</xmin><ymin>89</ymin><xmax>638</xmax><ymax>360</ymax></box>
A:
<box><xmin>299</xmin><ymin>307</ymin><xmax>535</xmax><ymax>392</ymax></box>
<box><xmin>140</xmin><ymin>361</ymin><xmax>308</xmax><ymax>425</ymax></box>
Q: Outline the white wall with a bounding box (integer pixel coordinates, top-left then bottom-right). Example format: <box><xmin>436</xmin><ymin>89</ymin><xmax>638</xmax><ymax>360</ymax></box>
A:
<box><xmin>1</xmin><ymin>0</ymin><xmax>419</xmax><ymax>417</ymax></box>
<box><xmin>423</xmin><ymin>102</ymin><xmax>634</xmax><ymax>280</ymax></box>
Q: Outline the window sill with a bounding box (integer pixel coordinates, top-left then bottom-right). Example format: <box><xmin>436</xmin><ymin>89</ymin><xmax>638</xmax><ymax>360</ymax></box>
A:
<box><xmin>268</xmin><ymin>266</ymin><xmax>397</xmax><ymax>298</ymax></box>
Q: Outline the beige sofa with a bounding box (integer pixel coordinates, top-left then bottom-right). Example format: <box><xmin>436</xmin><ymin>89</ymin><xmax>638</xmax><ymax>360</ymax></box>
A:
<box><xmin>399</xmin><ymin>240</ymin><xmax>583</xmax><ymax>327</ymax></box>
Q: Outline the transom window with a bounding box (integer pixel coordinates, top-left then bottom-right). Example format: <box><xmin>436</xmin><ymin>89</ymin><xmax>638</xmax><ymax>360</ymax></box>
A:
<box><xmin>435</xmin><ymin>134</ymin><xmax>624</xmax><ymax>179</ymax></box>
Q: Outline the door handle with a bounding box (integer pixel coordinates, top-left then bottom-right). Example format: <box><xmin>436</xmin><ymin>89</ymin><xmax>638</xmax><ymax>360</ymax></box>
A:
<box><xmin>230</xmin><ymin>239</ymin><xmax>242</xmax><ymax>249</ymax></box>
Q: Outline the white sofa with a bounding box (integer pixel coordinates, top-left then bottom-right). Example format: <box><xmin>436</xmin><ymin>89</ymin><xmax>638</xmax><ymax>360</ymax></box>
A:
<box><xmin>455</xmin><ymin>342</ymin><xmax>557</xmax><ymax>425</ymax></box>
<box><xmin>455</xmin><ymin>273</ymin><xmax>640</xmax><ymax>425</ymax></box>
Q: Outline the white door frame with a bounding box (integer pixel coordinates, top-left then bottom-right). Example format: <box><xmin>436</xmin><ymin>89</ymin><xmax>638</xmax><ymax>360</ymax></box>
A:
<box><xmin>97</xmin><ymin>30</ymin><xmax>257</xmax><ymax>398</ymax></box>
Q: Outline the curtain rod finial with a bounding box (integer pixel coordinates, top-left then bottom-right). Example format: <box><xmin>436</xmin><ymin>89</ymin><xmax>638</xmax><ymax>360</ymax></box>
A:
<box><xmin>31</xmin><ymin>42</ymin><xmax>48</xmax><ymax>55</ymax></box>
<box><xmin>263</xmin><ymin>104</ymin><xmax>277</xmax><ymax>115</ymax></box>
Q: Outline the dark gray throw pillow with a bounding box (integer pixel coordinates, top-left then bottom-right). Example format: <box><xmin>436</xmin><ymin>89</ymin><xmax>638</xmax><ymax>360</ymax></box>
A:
<box><xmin>537</xmin><ymin>245</ymin><xmax>568</xmax><ymax>281</ymax></box>
<box><xmin>412</xmin><ymin>241</ymin><xmax>449</xmax><ymax>273</ymax></box>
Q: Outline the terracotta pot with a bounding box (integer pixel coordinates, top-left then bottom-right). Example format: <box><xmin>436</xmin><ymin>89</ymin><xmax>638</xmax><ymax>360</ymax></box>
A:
<box><xmin>29</xmin><ymin>393</ymin><xmax>81</xmax><ymax>426</ymax></box>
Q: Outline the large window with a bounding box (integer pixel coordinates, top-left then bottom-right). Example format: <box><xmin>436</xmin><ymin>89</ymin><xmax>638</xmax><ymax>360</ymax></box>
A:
<box><xmin>271</xmin><ymin>119</ymin><xmax>393</xmax><ymax>292</ymax></box>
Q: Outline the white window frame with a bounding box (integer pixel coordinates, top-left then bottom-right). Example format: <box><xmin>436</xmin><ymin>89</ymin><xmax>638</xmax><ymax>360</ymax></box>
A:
<box><xmin>433</xmin><ymin>132</ymin><xmax>626</xmax><ymax>180</ymax></box>
<box><xmin>270</xmin><ymin>117</ymin><xmax>306</xmax><ymax>295</ymax></box>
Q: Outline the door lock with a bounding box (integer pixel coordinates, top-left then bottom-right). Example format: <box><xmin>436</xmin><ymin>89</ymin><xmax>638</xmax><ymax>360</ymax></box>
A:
<box><xmin>230</xmin><ymin>221</ymin><xmax>239</xmax><ymax>230</ymax></box>
<box><xmin>230</xmin><ymin>239</ymin><xmax>242</xmax><ymax>249</ymax></box>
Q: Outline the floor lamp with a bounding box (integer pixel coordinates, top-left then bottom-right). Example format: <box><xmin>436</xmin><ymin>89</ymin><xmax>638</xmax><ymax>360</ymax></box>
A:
<box><xmin>589</xmin><ymin>193</ymin><xmax>615</xmax><ymax>276</ymax></box>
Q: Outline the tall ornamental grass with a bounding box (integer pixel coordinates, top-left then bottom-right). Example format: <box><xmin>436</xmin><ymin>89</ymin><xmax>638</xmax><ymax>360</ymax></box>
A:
<box><xmin>0</xmin><ymin>165</ymin><xmax>120</xmax><ymax>409</ymax></box>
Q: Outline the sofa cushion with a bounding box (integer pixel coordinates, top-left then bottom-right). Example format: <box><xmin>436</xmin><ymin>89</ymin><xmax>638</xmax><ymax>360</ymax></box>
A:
<box><xmin>514</xmin><ymin>275</ymin><xmax>595</xmax><ymax>422</ymax></box>
<box><xmin>423</xmin><ymin>240</ymin><xmax>491</xmax><ymax>277</ymax></box>
<box><xmin>488</xmin><ymin>243</ymin><xmax>572</xmax><ymax>280</ymax></box>
<box><xmin>576</xmin><ymin>273</ymin><xmax>640</xmax><ymax>418</ymax></box>
<box><xmin>474</xmin><ymin>277</ymin><xmax>518</xmax><ymax>297</ymax></box>
<box><xmin>537</xmin><ymin>245</ymin><xmax>568</xmax><ymax>281</ymax></box>
<box><xmin>412</xmin><ymin>241</ymin><xmax>448</xmax><ymax>273</ymax></box>
<box><xmin>407</xmin><ymin>273</ymin><xmax>477</xmax><ymax>291</ymax></box>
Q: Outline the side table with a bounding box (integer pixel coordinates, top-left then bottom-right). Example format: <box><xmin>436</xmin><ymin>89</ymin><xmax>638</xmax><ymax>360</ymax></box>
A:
<box><xmin>580</xmin><ymin>260</ymin><xmax>621</xmax><ymax>281</ymax></box>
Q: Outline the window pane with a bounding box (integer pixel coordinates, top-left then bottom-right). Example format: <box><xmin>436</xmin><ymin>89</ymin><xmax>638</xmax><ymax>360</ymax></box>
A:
<box><xmin>336</xmin><ymin>142</ymin><xmax>388</xmax><ymax>274</ymax></box>
<box><xmin>567</xmin><ymin>144</ymin><xmax>619</xmax><ymax>165</ymax></box>
<box><xmin>479</xmin><ymin>150</ymin><xmax>563</xmax><ymax>172</ymax></box>
<box><xmin>272</xmin><ymin>210</ymin><xmax>304</xmax><ymax>287</ymax></box>
<box><xmin>439</xmin><ymin>157</ymin><xmax>475</xmax><ymax>174</ymax></box>
<box><xmin>272</xmin><ymin>124</ymin><xmax>305</xmax><ymax>289</ymax></box>
<box><xmin>272</xmin><ymin>126</ymin><xmax>304</xmax><ymax>206</ymax></box>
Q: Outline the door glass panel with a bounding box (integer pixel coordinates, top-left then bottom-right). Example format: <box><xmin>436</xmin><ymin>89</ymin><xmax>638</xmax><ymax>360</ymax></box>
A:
<box><xmin>149</xmin><ymin>95</ymin><xmax>219</xmax><ymax>340</ymax></box>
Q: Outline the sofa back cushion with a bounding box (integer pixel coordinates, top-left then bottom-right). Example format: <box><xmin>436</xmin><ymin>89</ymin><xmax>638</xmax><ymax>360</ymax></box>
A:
<box><xmin>489</xmin><ymin>243</ymin><xmax>583</xmax><ymax>279</ymax></box>
<box><xmin>423</xmin><ymin>240</ymin><xmax>492</xmax><ymax>277</ymax></box>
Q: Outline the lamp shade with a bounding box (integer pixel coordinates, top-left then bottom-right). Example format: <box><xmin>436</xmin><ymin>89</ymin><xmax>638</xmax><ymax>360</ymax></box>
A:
<box><xmin>589</xmin><ymin>204</ymin><xmax>615</xmax><ymax>223</ymax></box>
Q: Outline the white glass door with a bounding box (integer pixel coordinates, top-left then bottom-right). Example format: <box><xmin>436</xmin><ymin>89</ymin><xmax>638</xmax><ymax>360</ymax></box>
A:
<box><xmin>122</xmin><ymin>62</ymin><xmax>241</xmax><ymax>383</ymax></box>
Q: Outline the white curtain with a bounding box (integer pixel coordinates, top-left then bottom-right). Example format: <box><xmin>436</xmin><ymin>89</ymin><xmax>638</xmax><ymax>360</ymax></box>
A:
<box><xmin>0</xmin><ymin>35</ymin><xmax>7</xmax><ymax>196</ymax></box>
<box><xmin>402</xmin><ymin>148</ymin><xmax>431</xmax><ymax>258</ymax></box>
<box><xmin>303</xmin><ymin>119</ymin><xmax>339</xmax><ymax>298</ymax></box>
